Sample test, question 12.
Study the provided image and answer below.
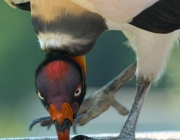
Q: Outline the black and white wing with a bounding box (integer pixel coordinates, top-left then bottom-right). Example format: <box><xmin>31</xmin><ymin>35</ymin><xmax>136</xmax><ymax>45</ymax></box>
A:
<box><xmin>5</xmin><ymin>0</ymin><xmax>30</xmax><ymax>11</ymax></box>
<box><xmin>71</xmin><ymin>0</ymin><xmax>180</xmax><ymax>33</ymax></box>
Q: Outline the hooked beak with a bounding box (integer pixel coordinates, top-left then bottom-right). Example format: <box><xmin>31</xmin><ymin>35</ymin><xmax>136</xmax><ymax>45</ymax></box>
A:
<box><xmin>49</xmin><ymin>103</ymin><xmax>74</xmax><ymax>140</ymax></box>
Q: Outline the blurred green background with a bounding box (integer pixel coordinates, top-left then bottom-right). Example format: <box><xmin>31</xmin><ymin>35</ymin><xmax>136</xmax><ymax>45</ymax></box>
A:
<box><xmin>0</xmin><ymin>1</ymin><xmax>180</xmax><ymax>138</ymax></box>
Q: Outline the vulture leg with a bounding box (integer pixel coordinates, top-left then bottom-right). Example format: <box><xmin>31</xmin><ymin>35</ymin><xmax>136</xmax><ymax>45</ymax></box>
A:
<box><xmin>119</xmin><ymin>76</ymin><xmax>151</xmax><ymax>140</ymax></box>
<box><xmin>72</xmin><ymin>75</ymin><xmax>151</xmax><ymax>140</ymax></box>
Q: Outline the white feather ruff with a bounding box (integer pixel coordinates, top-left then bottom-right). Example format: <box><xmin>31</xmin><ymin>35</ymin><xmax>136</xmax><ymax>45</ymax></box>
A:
<box><xmin>38</xmin><ymin>33</ymin><xmax>90</xmax><ymax>51</ymax></box>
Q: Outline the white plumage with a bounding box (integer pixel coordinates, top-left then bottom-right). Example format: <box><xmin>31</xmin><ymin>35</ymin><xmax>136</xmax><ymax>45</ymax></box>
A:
<box><xmin>71</xmin><ymin>0</ymin><xmax>180</xmax><ymax>83</ymax></box>
<box><xmin>6</xmin><ymin>0</ymin><xmax>179</xmax><ymax>82</ymax></box>
<box><xmin>5</xmin><ymin>0</ymin><xmax>29</xmax><ymax>8</ymax></box>
<box><xmin>121</xmin><ymin>24</ymin><xmax>179</xmax><ymax>82</ymax></box>
<box><xmin>38</xmin><ymin>33</ymin><xmax>91</xmax><ymax>51</ymax></box>
<box><xmin>72</xmin><ymin>0</ymin><xmax>159</xmax><ymax>23</ymax></box>
<box><xmin>6</xmin><ymin>0</ymin><xmax>29</xmax><ymax>3</ymax></box>
<box><xmin>5</xmin><ymin>0</ymin><xmax>180</xmax><ymax>139</ymax></box>
<box><xmin>70</xmin><ymin>1</ymin><xmax>180</xmax><ymax>139</ymax></box>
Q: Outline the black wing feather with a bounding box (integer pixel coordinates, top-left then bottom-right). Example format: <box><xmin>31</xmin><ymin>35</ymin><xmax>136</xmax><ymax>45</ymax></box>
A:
<box><xmin>15</xmin><ymin>2</ymin><xmax>30</xmax><ymax>11</ymax></box>
<box><xmin>130</xmin><ymin>0</ymin><xmax>180</xmax><ymax>33</ymax></box>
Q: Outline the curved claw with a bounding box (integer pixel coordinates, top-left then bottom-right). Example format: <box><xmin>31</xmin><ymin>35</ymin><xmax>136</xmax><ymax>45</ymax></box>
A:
<box><xmin>77</xmin><ymin>93</ymin><xmax>129</xmax><ymax>120</ymax></box>
<box><xmin>29</xmin><ymin>116</ymin><xmax>53</xmax><ymax>131</ymax></box>
<box><xmin>111</xmin><ymin>98</ymin><xmax>129</xmax><ymax>115</ymax></box>
<box><xmin>73</xmin><ymin>94</ymin><xmax>129</xmax><ymax>134</ymax></box>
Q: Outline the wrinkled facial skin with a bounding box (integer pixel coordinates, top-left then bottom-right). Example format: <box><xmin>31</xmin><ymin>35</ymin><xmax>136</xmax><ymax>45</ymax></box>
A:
<box><xmin>35</xmin><ymin>53</ymin><xmax>86</xmax><ymax>140</ymax></box>
<box><xmin>36</xmin><ymin>60</ymin><xmax>82</xmax><ymax>111</ymax></box>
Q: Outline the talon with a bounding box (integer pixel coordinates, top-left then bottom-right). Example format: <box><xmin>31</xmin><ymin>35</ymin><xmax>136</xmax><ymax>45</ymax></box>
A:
<box><xmin>73</xmin><ymin>63</ymin><xmax>136</xmax><ymax>134</ymax></box>
<box><xmin>29</xmin><ymin>116</ymin><xmax>53</xmax><ymax>131</ymax></box>
<box><xmin>111</xmin><ymin>99</ymin><xmax>129</xmax><ymax>116</ymax></box>
<box><xmin>72</xmin><ymin>121</ymin><xmax>78</xmax><ymax>134</ymax></box>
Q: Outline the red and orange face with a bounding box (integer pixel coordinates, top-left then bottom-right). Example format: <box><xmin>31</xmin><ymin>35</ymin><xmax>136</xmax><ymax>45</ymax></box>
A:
<box><xmin>35</xmin><ymin>53</ymin><xmax>86</xmax><ymax>140</ymax></box>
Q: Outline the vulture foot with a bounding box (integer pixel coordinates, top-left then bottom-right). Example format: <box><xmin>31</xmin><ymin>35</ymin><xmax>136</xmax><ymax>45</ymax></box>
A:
<box><xmin>73</xmin><ymin>62</ymin><xmax>136</xmax><ymax>134</ymax></box>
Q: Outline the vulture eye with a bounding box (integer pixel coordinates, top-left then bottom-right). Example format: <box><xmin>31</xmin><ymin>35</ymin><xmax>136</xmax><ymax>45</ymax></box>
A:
<box><xmin>38</xmin><ymin>90</ymin><xmax>44</xmax><ymax>100</ymax></box>
<box><xmin>74</xmin><ymin>87</ymin><xmax>81</xmax><ymax>97</ymax></box>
